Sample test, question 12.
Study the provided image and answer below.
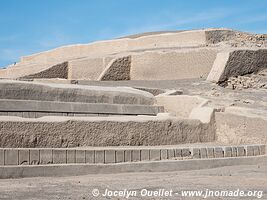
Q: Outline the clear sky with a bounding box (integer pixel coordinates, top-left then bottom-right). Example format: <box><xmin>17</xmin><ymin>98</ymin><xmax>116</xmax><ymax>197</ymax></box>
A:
<box><xmin>0</xmin><ymin>0</ymin><xmax>267</xmax><ymax>67</ymax></box>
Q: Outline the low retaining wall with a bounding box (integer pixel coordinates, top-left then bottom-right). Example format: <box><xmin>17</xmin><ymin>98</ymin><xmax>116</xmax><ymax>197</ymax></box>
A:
<box><xmin>1</xmin><ymin>156</ymin><xmax>266</xmax><ymax>179</ymax></box>
<box><xmin>0</xmin><ymin>144</ymin><xmax>265</xmax><ymax>166</ymax></box>
<box><xmin>0</xmin><ymin>80</ymin><xmax>155</xmax><ymax>105</ymax></box>
<box><xmin>0</xmin><ymin>116</ymin><xmax>215</xmax><ymax>148</ymax></box>
<box><xmin>0</xmin><ymin>100</ymin><xmax>163</xmax><ymax>116</ymax></box>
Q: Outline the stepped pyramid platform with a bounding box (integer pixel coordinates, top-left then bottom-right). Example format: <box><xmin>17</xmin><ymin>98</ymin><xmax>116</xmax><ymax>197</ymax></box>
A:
<box><xmin>0</xmin><ymin>28</ymin><xmax>266</xmax><ymax>82</ymax></box>
<box><xmin>0</xmin><ymin>28</ymin><xmax>266</xmax><ymax>178</ymax></box>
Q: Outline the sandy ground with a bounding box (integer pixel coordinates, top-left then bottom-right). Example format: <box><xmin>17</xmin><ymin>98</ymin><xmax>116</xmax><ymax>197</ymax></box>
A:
<box><xmin>0</xmin><ymin>164</ymin><xmax>266</xmax><ymax>200</ymax></box>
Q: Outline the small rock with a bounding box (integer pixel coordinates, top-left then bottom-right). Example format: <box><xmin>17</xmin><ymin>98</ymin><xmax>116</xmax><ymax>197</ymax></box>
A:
<box><xmin>243</xmin><ymin>99</ymin><xmax>254</xmax><ymax>104</ymax></box>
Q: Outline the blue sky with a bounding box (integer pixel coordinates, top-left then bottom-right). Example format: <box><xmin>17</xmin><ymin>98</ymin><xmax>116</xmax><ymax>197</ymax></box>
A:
<box><xmin>0</xmin><ymin>0</ymin><xmax>267</xmax><ymax>67</ymax></box>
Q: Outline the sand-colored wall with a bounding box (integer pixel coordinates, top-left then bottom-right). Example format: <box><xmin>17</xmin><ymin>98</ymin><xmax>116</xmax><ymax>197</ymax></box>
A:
<box><xmin>0</xmin><ymin>56</ymin><xmax>113</xmax><ymax>80</ymax></box>
<box><xmin>0</xmin><ymin>115</ymin><xmax>215</xmax><ymax>147</ymax></box>
<box><xmin>0</xmin><ymin>48</ymin><xmax>218</xmax><ymax>81</ymax></box>
<box><xmin>68</xmin><ymin>57</ymin><xmax>107</xmax><ymax>80</ymax></box>
<box><xmin>1</xmin><ymin>29</ymin><xmax>250</xmax><ymax>81</ymax></box>
<box><xmin>215</xmin><ymin>107</ymin><xmax>267</xmax><ymax>145</ymax></box>
<box><xmin>207</xmin><ymin>49</ymin><xmax>267</xmax><ymax>83</ymax></box>
<box><xmin>0</xmin><ymin>63</ymin><xmax>51</xmax><ymax>79</ymax></box>
<box><xmin>20</xmin><ymin>30</ymin><xmax>208</xmax><ymax>65</ymax></box>
<box><xmin>68</xmin><ymin>56</ymin><xmax>118</xmax><ymax>80</ymax></box>
<box><xmin>68</xmin><ymin>48</ymin><xmax>218</xmax><ymax>81</ymax></box>
<box><xmin>131</xmin><ymin>48</ymin><xmax>218</xmax><ymax>80</ymax></box>
<box><xmin>0</xmin><ymin>80</ymin><xmax>155</xmax><ymax>105</ymax></box>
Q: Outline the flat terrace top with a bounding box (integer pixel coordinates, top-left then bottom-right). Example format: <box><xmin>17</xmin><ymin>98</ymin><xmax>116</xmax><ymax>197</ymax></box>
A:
<box><xmin>118</xmin><ymin>30</ymin><xmax>186</xmax><ymax>39</ymax></box>
<box><xmin>118</xmin><ymin>28</ymin><xmax>233</xmax><ymax>39</ymax></box>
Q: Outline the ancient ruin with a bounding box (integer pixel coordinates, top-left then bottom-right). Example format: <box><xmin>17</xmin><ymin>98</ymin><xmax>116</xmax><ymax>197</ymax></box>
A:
<box><xmin>0</xmin><ymin>28</ymin><xmax>266</xmax><ymax>178</ymax></box>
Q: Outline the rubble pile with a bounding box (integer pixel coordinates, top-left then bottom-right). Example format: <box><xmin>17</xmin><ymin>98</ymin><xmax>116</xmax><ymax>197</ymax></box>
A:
<box><xmin>226</xmin><ymin>70</ymin><xmax>267</xmax><ymax>90</ymax></box>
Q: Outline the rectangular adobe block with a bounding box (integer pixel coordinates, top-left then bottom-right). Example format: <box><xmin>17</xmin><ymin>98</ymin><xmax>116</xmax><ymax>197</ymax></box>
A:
<box><xmin>8</xmin><ymin>112</ymin><xmax>23</xmax><ymax>117</ymax></box>
<box><xmin>76</xmin><ymin>150</ymin><xmax>86</xmax><ymax>163</ymax></box>
<box><xmin>174</xmin><ymin>149</ymin><xmax>182</xmax><ymax>158</ymax></box>
<box><xmin>207</xmin><ymin>148</ymin><xmax>214</xmax><ymax>158</ymax></box>
<box><xmin>132</xmin><ymin>150</ymin><xmax>141</xmax><ymax>162</ymax></box>
<box><xmin>259</xmin><ymin>145</ymin><xmax>266</xmax><ymax>155</ymax></box>
<box><xmin>232</xmin><ymin>147</ymin><xmax>237</xmax><ymax>157</ymax></box>
<box><xmin>35</xmin><ymin>112</ymin><xmax>49</xmax><ymax>118</ymax></box>
<box><xmin>18</xmin><ymin>149</ymin><xmax>30</xmax><ymax>165</ymax></box>
<box><xmin>95</xmin><ymin>150</ymin><xmax>104</xmax><ymax>163</ymax></box>
<box><xmin>40</xmin><ymin>149</ymin><xmax>53</xmax><ymax>164</ymax></box>
<box><xmin>141</xmin><ymin>149</ymin><xmax>150</xmax><ymax>161</ymax></box>
<box><xmin>105</xmin><ymin>150</ymin><xmax>115</xmax><ymax>164</ymax></box>
<box><xmin>0</xmin><ymin>149</ymin><xmax>4</xmax><ymax>165</ymax></box>
<box><xmin>66</xmin><ymin>150</ymin><xmax>76</xmax><ymax>164</ymax></box>
<box><xmin>167</xmin><ymin>149</ymin><xmax>175</xmax><ymax>159</ymax></box>
<box><xmin>124</xmin><ymin>150</ymin><xmax>131</xmax><ymax>162</ymax></box>
<box><xmin>0</xmin><ymin>112</ymin><xmax>8</xmax><ymax>116</ymax></box>
<box><xmin>192</xmin><ymin>148</ymin><xmax>200</xmax><ymax>159</ymax></box>
<box><xmin>150</xmin><ymin>149</ymin><xmax>160</xmax><ymax>161</ymax></box>
<box><xmin>98</xmin><ymin>114</ymin><xmax>109</xmax><ymax>117</ymax></box>
<box><xmin>53</xmin><ymin>149</ymin><xmax>67</xmax><ymax>164</ymax></box>
<box><xmin>29</xmin><ymin>149</ymin><xmax>40</xmax><ymax>165</ymax></box>
<box><xmin>116</xmin><ymin>150</ymin><xmax>124</xmax><ymax>163</ymax></box>
<box><xmin>237</xmin><ymin>146</ymin><xmax>245</xmax><ymax>157</ymax></box>
<box><xmin>5</xmin><ymin>149</ymin><xmax>18</xmax><ymax>165</ymax></box>
<box><xmin>246</xmin><ymin>145</ymin><xmax>254</xmax><ymax>156</ymax></box>
<box><xmin>85</xmin><ymin>150</ymin><xmax>95</xmax><ymax>163</ymax></box>
<box><xmin>200</xmin><ymin>148</ymin><xmax>208</xmax><ymax>159</ymax></box>
<box><xmin>253</xmin><ymin>146</ymin><xmax>260</xmax><ymax>156</ymax></box>
<box><xmin>161</xmin><ymin>149</ymin><xmax>168</xmax><ymax>160</ymax></box>
<box><xmin>22</xmin><ymin>112</ymin><xmax>30</xmax><ymax>118</ymax></box>
<box><xmin>224</xmin><ymin>147</ymin><xmax>232</xmax><ymax>157</ymax></box>
<box><xmin>214</xmin><ymin>147</ymin><xmax>224</xmax><ymax>158</ymax></box>
<box><xmin>28</xmin><ymin>112</ymin><xmax>36</xmax><ymax>118</ymax></box>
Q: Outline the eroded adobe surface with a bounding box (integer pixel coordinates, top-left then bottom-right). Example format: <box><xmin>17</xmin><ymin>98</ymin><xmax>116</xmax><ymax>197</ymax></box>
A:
<box><xmin>1</xmin><ymin>28</ymin><xmax>266</xmax><ymax>81</ymax></box>
<box><xmin>0</xmin><ymin>28</ymin><xmax>266</xmax><ymax>151</ymax></box>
